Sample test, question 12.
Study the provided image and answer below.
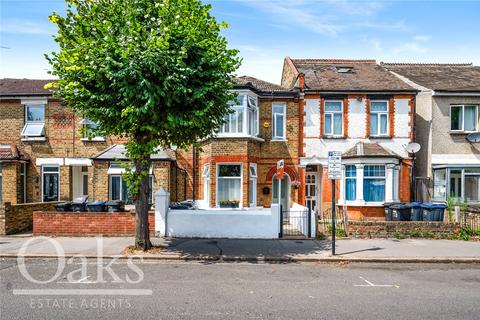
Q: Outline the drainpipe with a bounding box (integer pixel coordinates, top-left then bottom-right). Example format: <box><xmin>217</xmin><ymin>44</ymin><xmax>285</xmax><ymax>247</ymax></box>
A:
<box><xmin>411</xmin><ymin>95</ymin><xmax>417</xmax><ymax>202</ymax></box>
<box><xmin>192</xmin><ymin>147</ymin><xmax>196</xmax><ymax>202</ymax></box>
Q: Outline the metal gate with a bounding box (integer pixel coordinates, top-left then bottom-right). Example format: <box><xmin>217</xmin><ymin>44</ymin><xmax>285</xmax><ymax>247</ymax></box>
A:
<box><xmin>279</xmin><ymin>205</ymin><xmax>312</xmax><ymax>238</ymax></box>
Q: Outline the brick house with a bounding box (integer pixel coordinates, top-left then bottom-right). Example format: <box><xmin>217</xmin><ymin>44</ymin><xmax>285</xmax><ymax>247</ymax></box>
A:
<box><xmin>0</xmin><ymin>78</ymin><xmax>182</xmax><ymax>205</ymax></box>
<box><xmin>178</xmin><ymin>76</ymin><xmax>303</xmax><ymax>210</ymax></box>
<box><xmin>280</xmin><ymin>58</ymin><xmax>418</xmax><ymax>220</ymax></box>
<box><xmin>382</xmin><ymin>63</ymin><xmax>480</xmax><ymax>203</ymax></box>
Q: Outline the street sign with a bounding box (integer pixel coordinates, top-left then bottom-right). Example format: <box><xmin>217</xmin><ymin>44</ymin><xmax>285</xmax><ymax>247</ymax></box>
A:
<box><xmin>276</xmin><ymin>159</ymin><xmax>284</xmax><ymax>180</ymax></box>
<box><xmin>327</xmin><ymin>151</ymin><xmax>342</xmax><ymax>180</ymax></box>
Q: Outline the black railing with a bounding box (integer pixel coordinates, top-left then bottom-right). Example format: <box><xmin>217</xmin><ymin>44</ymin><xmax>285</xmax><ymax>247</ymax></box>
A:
<box><xmin>280</xmin><ymin>205</ymin><xmax>312</xmax><ymax>238</ymax></box>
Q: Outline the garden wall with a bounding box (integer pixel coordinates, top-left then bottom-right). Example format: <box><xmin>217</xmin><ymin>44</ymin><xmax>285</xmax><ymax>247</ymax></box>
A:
<box><xmin>0</xmin><ymin>202</ymin><xmax>60</xmax><ymax>235</ymax></box>
<box><xmin>33</xmin><ymin>211</ymin><xmax>155</xmax><ymax>236</ymax></box>
<box><xmin>347</xmin><ymin>221</ymin><xmax>460</xmax><ymax>239</ymax></box>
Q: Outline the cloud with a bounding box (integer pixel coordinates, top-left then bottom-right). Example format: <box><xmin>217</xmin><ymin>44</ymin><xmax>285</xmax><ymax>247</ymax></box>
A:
<box><xmin>393</xmin><ymin>42</ymin><xmax>429</xmax><ymax>55</ymax></box>
<box><xmin>413</xmin><ymin>35</ymin><xmax>431</xmax><ymax>41</ymax></box>
<box><xmin>0</xmin><ymin>19</ymin><xmax>54</xmax><ymax>35</ymax></box>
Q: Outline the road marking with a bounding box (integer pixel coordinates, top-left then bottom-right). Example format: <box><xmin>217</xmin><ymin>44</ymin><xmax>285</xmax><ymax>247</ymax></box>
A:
<box><xmin>13</xmin><ymin>289</ymin><xmax>153</xmax><ymax>296</ymax></box>
<box><xmin>57</xmin><ymin>276</ymin><xmax>97</xmax><ymax>284</ymax></box>
<box><xmin>354</xmin><ymin>276</ymin><xmax>399</xmax><ymax>288</ymax></box>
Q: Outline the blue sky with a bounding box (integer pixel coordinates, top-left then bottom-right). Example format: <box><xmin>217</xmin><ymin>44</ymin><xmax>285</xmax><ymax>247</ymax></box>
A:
<box><xmin>1</xmin><ymin>0</ymin><xmax>479</xmax><ymax>84</ymax></box>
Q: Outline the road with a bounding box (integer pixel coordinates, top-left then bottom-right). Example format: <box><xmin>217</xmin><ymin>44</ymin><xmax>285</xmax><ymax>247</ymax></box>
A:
<box><xmin>0</xmin><ymin>259</ymin><xmax>479</xmax><ymax>319</ymax></box>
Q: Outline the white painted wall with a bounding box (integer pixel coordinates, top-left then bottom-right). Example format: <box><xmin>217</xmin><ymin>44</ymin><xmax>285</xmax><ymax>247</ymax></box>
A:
<box><xmin>304</xmin><ymin>99</ymin><xmax>320</xmax><ymax>137</ymax></box>
<box><xmin>394</xmin><ymin>99</ymin><xmax>411</xmax><ymax>138</ymax></box>
<box><xmin>348</xmin><ymin>98</ymin><xmax>366</xmax><ymax>138</ymax></box>
<box><xmin>290</xmin><ymin>203</ymin><xmax>316</xmax><ymax>237</ymax></box>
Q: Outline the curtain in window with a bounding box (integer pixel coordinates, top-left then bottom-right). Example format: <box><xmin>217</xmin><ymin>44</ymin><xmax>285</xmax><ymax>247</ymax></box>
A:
<box><xmin>218</xmin><ymin>178</ymin><xmax>241</xmax><ymax>205</ymax></box>
<box><xmin>333</xmin><ymin>113</ymin><xmax>343</xmax><ymax>135</ymax></box>
<box><xmin>324</xmin><ymin>114</ymin><xmax>332</xmax><ymax>134</ymax></box>
<box><xmin>464</xmin><ymin>176</ymin><xmax>480</xmax><ymax>201</ymax></box>
<box><xmin>370</xmin><ymin>114</ymin><xmax>378</xmax><ymax>135</ymax></box>
<box><xmin>363</xmin><ymin>179</ymin><xmax>385</xmax><ymax>202</ymax></box>
<box><xmin>380</xmin><ymin>114</ymin><xmax>388</xmax><ymax>134</ymax></box>
<box><xmin>464</xmin><ymin>106</ymin><xmax>477</xmax><ymax>131</ymax></box>
<box><xmin>433</xmin><ymin>169</ymin><xmax>446</xmax><ymax>200</ymax></box>
<box><xmin>345</xmin><ymin>165</ymin><xmax>356</xmax><ymax>201</ymax></box>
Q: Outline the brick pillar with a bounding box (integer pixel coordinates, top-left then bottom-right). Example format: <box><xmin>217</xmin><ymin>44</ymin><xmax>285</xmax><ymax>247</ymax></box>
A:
<box><xmin>389</xmin><ymin>97</ymin><xmax>395</xmax><ymax>138</ymax></box>
<box><xmin>343</xmin><ymin>97</ymin><xmax>349</xmax><ymax>138</ymax></box>
<box><xmin>365</xmin><ymin>98</ymin><xmax>371</xmax><ymax>138</ymax></box>
<box><xmin>319</xmin><ymin>97</ymin><xmax>325</xmax><ymax>137</ymax></box>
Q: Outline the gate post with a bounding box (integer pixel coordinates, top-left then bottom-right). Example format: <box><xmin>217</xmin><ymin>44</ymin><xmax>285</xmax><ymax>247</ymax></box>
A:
<box><xmin>307</xmin><ymin>207</ymin><xmax>312</xmax><ymax>238</ymax></box>
<box><xmin>279</xmin><ymin>205</ymin><xmax>283</xmax><ymax>238</ymax></box>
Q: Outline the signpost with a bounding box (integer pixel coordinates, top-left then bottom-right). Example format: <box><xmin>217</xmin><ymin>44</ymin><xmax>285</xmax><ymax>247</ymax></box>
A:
<box><xmin>327</xmin><ymin>151</ymin><xmax>342</xmax><ymax>255</ymax></box>
<box><xmin>276</xmin><ymin>160</ymin><xmax>284</xmax><ymax>212</ymax></box>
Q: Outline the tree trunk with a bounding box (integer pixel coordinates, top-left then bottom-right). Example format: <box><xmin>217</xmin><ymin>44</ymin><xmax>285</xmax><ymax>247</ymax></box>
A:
<box><xmin>134</xmin><ymin>155</ymin><xmax>153</xmax><ymax>251</ymax></box>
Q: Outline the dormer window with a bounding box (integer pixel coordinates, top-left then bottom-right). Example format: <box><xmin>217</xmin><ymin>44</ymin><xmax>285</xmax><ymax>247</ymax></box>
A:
<box><xmin>335</xmin><ymin>66</ymin><xmax>353</xmax><ymax>74</ymax></box>
<box><xmin>21</xmin><ymin>104</ymin><xmax>46</xmax><ymax>138</ymax></box>
<box><xmin>218</xmin><ymin>92</ymin><xmax>259</xmax><ymax>137</ymax></box>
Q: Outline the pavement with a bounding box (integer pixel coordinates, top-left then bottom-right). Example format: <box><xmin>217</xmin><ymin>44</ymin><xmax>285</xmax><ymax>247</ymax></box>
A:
<box><xmin>1</xmin><ymin>260</ymin><xmax>480</xmax><ymax>319</ymax></box>
<box><xmin>1</xmin><ymin>236</ymin><xmax>479</xmax><ymax>262</ymax></box>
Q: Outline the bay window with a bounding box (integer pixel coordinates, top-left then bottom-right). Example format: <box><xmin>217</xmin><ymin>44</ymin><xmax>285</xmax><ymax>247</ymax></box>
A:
<box><xmin>363</xmin><ymin>165</ymin><xmax>386</xmax><ymax>202</ymax></box>
<box><xmin>217</xmin><ymin>164</ymin><xmax>242</xmax><ymax>208</ymax></box>
<box><xmin>324</xmin><ymin>101</ymin><xmax>343</xmax><ymax>136</ymax></box>
<box><xmin>249</xmin><ymin>164</ymin><xmax>257</xmax><ymax>207</ymax></box>
<box><xmin>218</xmin><ymin>93</ymin><xmax>259</xmax><ymax>137</ymax></box>
<box><xmin>434</xmin><ymin>167</ymin><xmax>480</xmax><ymax>202</ymax></box>
<box><xmin>370</xmin><ymin>101</ymin><xmax>389</xmax><ymax>136</ymax></box>
<box><xmin>345</xmin><ymin>165</ymin><xmax>356</xmax><ymax>201</ymax></box>
<box><xmin>450</xmin><ymin>105</ymin><xmax>478</xmax><ymax>132</ymax></box>
<box><xmin>272</xmin><ymin>102</ymin><xmax>286</xmax><ymax>140</ymax></box>
<box><xmin>22</xmin><ymin>104</ymin><xmax>46</xmax><ymax>138</ymax></box>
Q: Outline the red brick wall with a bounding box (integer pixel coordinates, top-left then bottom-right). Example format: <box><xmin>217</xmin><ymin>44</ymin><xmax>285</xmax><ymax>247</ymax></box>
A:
<box><xmin>33</xmin><ymin>211</ymin><xmax>155</xmax><ymax>236</ymax></box>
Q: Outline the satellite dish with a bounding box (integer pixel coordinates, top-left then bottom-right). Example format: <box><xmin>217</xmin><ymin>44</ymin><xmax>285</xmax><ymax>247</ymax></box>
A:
<box><xmin>466</xmin><ymin>132</ymin><xmax>480</xmax><ymax>143</ymax></box>
<box><xmin>405</xmin><ymin>142</ymin><xmax>421</xmax><ymax>154</ymax></box>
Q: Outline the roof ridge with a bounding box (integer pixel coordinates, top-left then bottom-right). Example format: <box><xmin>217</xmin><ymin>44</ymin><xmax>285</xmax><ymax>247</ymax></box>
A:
<box><xmin>381</xmin><ymin>62</ymin><xmax>473</xmax><ymax>66</ymax></box>
<box><xmin>292</xmin><ymin>59</ymin><xmax>376</xmax><ymax>64</ymax></box>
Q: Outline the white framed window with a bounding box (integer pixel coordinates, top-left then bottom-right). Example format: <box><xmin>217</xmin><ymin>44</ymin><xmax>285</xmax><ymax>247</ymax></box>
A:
<box><xmin>216</xmin><ymin>164</ymin><xmax>242</xmax><ymax>208</ymax></box>
<box><xmin>81</xmin><ymin>166</ymin><xmax>89</xmax><ymax>196</ymax></box>
<box><xmin>433</xmin><ymin>167</ymin><xmax>480</xmax><ymax>202</ymax></box>
<box><xmin>324</xmin><ymin>101</ymin><xmax>343</xmax><ymax>136</ymax></box>
<box><xmin>80</xmin><ymin>116</ymin><xmax>104</xmax><ymax>141</ymax></box>
<box><xmin>249</xmin><ymin>163</ymin><xmax>257</xmax><ymax>207</ymax></box>
<box><xmin>42</xmin><ymin>165</ymin><xmax>59</xmax><ymax>202</ymax></box>
<box><xmin>22</xmin><ymin>104</ymin><xmax>46</xmax><ymax>138</ymax></box>
<box><xmin>202</xmin><ymin>164</ymin><xmax>210</xmax><ymax>204</ymax></box>
<box><xmin>345</xmin><ymin>165</ymin><xmax>356</xmax><ymax>201</ymax></box>
<box><xmin>363</xmin><ymin>165</ymin><xmax>386</xmax><ymax>202</ymax></box>
<box><xmin>450</xmin><ymin>105</ymin><xmax>478</xmax><ymax>132</ymax></box>
<box><xmin>272</xmin><ymin>102</ymin><xmax>286</xmax><ymax>140</ymax></box>
<box><xmin>370</xmin><ymin>101</ymin><xmax>389</xmax><ymax>136</ymax></box>
<box><xmin>218</xmin><ymin>93</ymin><xmax>259</xmax><ymax>137</ymax></box>
<box><xmin>109</xmin><ymin>173</ymin><xmax>154</xmax><ymax>205</ymax></box>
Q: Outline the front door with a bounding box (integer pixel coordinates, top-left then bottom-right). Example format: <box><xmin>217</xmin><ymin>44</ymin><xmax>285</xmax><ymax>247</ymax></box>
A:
<box><xmin>305</xmin><ymin>173</ymin><xmax>318</xmax><ymax>213</ymax></box>
<box><xmin>272</xmin><ymin>173</ymin><xmax>290</xmax><ymax>213</ymax></box>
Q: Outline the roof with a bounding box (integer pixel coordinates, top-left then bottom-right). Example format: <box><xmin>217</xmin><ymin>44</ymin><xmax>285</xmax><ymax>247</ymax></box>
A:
<box><xmin>288</xmin><ymin>58</ymin><xmax>416</xmax><ymax>92</ymax></box>
<box><xmin>381</xmin><ymin>63</ymin><xmax>480</xmax><ymax>92</ymax></box>
<box><xmin>234</xmin><ymin>76</ymin><xmax>292</xmax><ymax>94</ymax></box>
<box><xmin>92</xmin><ymin>144</ymin><xmax>174</xmax><ymax>161</ymax></box>
<box><xmin>0</xmin><ymin>145</ymin><xmax>30</xmax><ymax>162</ymax></box>
<box><xmin>0</xmin><ymin>78</ymin><xmax>54</xmax><ymax>97</ymax></box>
<box><xmin>342</xmin><ymin>142</ymin><xmax>403</xmax><ymax>159</ymax></box>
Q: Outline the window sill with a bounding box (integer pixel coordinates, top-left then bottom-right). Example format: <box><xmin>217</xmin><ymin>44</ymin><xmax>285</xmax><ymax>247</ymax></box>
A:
<box><xmin>80</xmin><ymin>137</ymin><xmax>105</xmax><ymax>142</ymax></box>
<box><xmin>214</xmin><ymin>134</ymin><xmax>265</xmax><ymax>142</ymax></box>
<box><xmin>271</xmin><ymin>138</ymin><xmax>287</xmax><ymax>142</ymax></box>
<box><xmin>449</xmin><ymin>131</ymin><xmax>476</xmax><ymax>135</ymax></box>
<box><xmin>369</xmin><ymin>136</ymin><xmax>392</xmax><ymax>139</ymax></box>
<box><xmin>322</xmin><ymin>135</ymin><xmax>345</xmax><ymax>139</ymax></box>
<box><xmin>338</xmin><ymin>200</ymin><xmax>388</xmax><ymax>207</ymax></box>
<box><xmin>21</xmin><ymin>137</ymin><xmax>46</xmax><ymax>142</ymax></box>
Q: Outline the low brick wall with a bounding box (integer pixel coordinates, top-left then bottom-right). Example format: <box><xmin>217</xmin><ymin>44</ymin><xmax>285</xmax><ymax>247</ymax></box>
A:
<box><xmin>347</xmin><ymin>221</ymin><xmax>460</xmax><ymax>239</ymax></box>
<box><xmin>0</xmin><ymin>202</ymin><xmax>60</xmax><ymax>235</ymax></box>
<box><xmin>33</xmin><ymin>211</ymin><xmax>155</xmax><ymax>236</ymax></box>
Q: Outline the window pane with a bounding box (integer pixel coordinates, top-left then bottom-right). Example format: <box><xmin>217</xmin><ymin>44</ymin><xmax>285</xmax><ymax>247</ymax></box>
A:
<box><xmin>26</xmin><ymin>105</ymin><xmax>45</xmax><ymax>122</ymax></box>
<box><xmin>273</xmin><ymin>104</ymin><xmax>284</xmax><ymax>114</ymax></box>
<box><xmin>451</xmin><ymin>107</ymin><xmax>462</xmax><ymax>130</ymax></box>
<box><xmin>433</xmin><ymin>169</ymin><xmax>447</xmax><ymax>200</ymax></box>
<box><xmin>218</xmin><ymin>178</ymin><xmax>241</xmax><ymax>206</ymax></box>
<box><xmin>380</xmin><ymin>114</ymin><xmax>388</xmax><ymax>134</ymax></box>
<box><xmin>43</xmin><ymin>166</ymin><xmax>59</xmax><ymax>173</ymax></box>
<box><xmin>464</xmin><ymin>106</ymin><xmax>477</xmax><ymax>131</ymax></box>
<box><xmin>370</xmin><ymin>114</ymin><xmax>378</xmax><ymax>135</ymax></box>
<box><xmin>364</xmin><ymin>165</ymin><xmax>385</xmax><ymax>177</ymax></box>
<box><xmin>465</xmin><ymin>176</ymin><xmax>480</xmax><ymax>202</ymax></box>
<box><xmin>325</xmin><ymin>101</ymin><xmax>342</xmax><ymax>112</ymax></box>
<box><xmin>237</xmin><ymin>108</ymin><xmax>244</xmax><ymax>133</ymax></box>
<box><xmin>249</xmin><ymin>178</ymin><xmax>256</xmax><ymax>205</ymax></box>
<box><xmin>363</xmin><ymin>179</ymin><xmax>385</xmax><ymax>202</ymax></box>
<box><xmin>371</xmin><ymin>101</ymin><xmax>388</xmax><ymax>112</ymax></box>
<box><xmin>333</xmin><ymin>113</ymin><xmax>343</xmax><ymax>135</ymax></box>
<box><xmin>275</xmin><ymin>114</ymin><xmax>284</xmax><ymax>137</ymax></box>
<box><xmin>449</xmin><ymin>169</ymin><xmax>462</xmax><ymax>198</ymax></box>
<box><xmin>122</xmin><ymin>179</ymin><xmax>133</xmax><ymax>204</ymax></box>
<box><xmin>346</xmin><ymin>178</ymin><xmax>356</xmax><ymax>201</ymax></box>
<box><xmin>82</xmin><ymin>173</ymin><xmax>88</xmax><ymax>196</ymax></box>
<box><xmin>22</xmin><ymin>123</ymin><xmax>45</xmax><ymax>136</ymax></box>
<box><xmin>324</xmin><ymin>114</ymin><xmax>332</xmax><ymax>134</ymax></box>
<box><xmin>218</xmin><ymin>165</ymin><xmax>241</xmax><ymax>177</ymax></box>
<box><xmin>111</xmin><ymin>176</ymin><xmax>121</xmax><ymax>200</ymax></box>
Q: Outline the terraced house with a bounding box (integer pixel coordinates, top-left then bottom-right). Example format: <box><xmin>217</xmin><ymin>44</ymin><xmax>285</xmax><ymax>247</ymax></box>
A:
<box><xmin>281</xmin><ymin>58</ymin><xmax>418</xmax><ymax>220</ymax></box>
<box><xmin>383</xmin><ymin>63</ymin><xmax>480</xmax><ymax>203</ymax></box>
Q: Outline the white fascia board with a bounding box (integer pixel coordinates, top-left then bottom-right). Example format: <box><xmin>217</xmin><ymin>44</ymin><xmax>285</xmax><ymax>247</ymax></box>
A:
<box><xmin>21</xmin><ymin>97</ymin><xmax>48</xmax><ymax>105</ymax></box>
<box><xmin>65</xmin><ymin>158</ymin><xmax>92</xmax><ymax>166</ymax></box>
<box><xmin>36</xmin><ymin>158</ymin><xmax>64</xmax><ymax>166</ymax></box>
<box><xmin>432</xmin><ymin>154</ymin><xmax>480</xmax><ymax>165</ymax></box>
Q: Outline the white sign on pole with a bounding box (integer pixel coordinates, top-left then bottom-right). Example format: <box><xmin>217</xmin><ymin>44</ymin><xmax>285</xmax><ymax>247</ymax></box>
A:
<box><xmin>328</xmin><ymin>151</ymin><xmax>342</xmax><ymax>180</ymax></box>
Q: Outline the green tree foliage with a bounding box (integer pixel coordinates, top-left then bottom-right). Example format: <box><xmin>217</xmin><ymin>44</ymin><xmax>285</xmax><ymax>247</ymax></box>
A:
<box><xmin>46</xmin><ymin>0</ymin><xmax>240</xmax><ymax>249</ymax></box>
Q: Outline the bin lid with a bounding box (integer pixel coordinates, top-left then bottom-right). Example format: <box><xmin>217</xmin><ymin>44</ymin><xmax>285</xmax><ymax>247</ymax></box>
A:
<box><xmin>431</xmin><ymin>204</ymin><xmax>447</xmax><ymax>209</ymax></box>
<box><xmin>87</xmin><ymin>201</ymin><xmax>106</xmax><ymax>205</ymax></box>
<box><xmin>410</xmin><ymin>202</ymin><xmax>423</xmax><ymax>207</ymax></box>
<box><xmin>391</xmin><ymin>204</ymin><xmax>410</xmax><ymax>209</ymax></box>
<box><xmin>106</xmin><ymin>200</ymin><xmax>125</xmax><ymax>205</ymax></box>
<box><xmin>383</xmin><ymin>202</ymin><xmax>405</xmax><ymax>207</ymax></box>
<box><xmin>421</xmin><ymin>203</ymin><xmax>435</xmax><ymax>208</ymax></box>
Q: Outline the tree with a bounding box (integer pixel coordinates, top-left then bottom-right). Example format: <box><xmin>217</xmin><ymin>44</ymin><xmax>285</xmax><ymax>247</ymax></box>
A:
<box><xmin>46</xmin><ymin>0</ymin><xmax>240</xmax><ymax>250</ymax></box>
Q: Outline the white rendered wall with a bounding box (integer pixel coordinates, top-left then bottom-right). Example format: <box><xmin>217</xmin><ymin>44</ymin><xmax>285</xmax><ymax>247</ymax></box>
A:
<box><xmin>304</xmin><ymin>99</ymin><xmax>320</xmax><ymax>137</ymax></box>
<box><xmin>348</xmin><ymin>98</ymin><xmax>366</xmax><ymax>138</ymax></box>
<box><xmin>394</xmin><ymin>99</ymin><xmax>410</xmax><ymax>138</ymax></box>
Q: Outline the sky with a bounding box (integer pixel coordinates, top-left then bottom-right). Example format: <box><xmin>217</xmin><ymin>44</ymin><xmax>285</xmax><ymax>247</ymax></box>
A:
<box><xmin>1</xmin><ymin>0</ymin><xmax>480</xmax><ymax>84</ymax></box>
